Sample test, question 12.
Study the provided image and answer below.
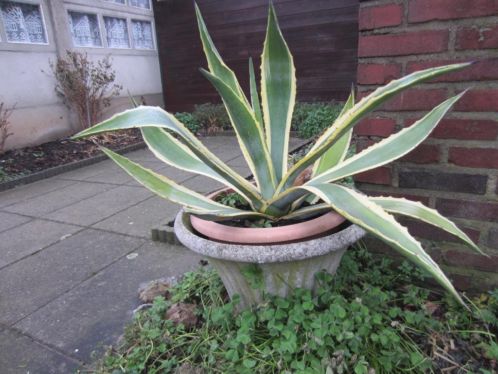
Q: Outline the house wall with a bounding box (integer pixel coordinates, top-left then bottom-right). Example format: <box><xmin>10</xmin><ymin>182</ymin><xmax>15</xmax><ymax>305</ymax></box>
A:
<box><xmin>153</xmin><ymin>0</ymin><xmax>359</xmax><ymax>112</ymax></box>
<box><xmin>356</xmin><ymin>0</ymin><xmax>498</xmax><ymax>290</ymax></box>
<box><xmin>0</xmin><ymin>0</ymin><xmax>163</xmax><ymax>151</ymax></box>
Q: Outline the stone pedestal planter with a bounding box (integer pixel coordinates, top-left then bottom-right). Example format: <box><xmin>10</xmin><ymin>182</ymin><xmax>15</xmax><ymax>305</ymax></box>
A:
<box><xmin>174</xmin><ymin>210</ymin><xmax>366</xmax><ymax>309</ymax></box>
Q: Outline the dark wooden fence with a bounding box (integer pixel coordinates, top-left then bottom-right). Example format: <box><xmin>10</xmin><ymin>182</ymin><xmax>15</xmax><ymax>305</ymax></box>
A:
<box><xmin>153</xmin><ymin>0</ymin><xmax>359</xmax><ymax>112</ymax></box>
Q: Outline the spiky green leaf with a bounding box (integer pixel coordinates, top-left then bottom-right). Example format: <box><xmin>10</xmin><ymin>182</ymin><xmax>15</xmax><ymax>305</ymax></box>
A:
<box><xmin>300</xmin><ymin>183</ymin><xmax>466</xmax><ymax>306</ymax></box>
<box><xmin>277</xmin><ymin>63</ymin><xmax>472</xmax><ymax>192</ymax></box>
<box><xmin>313</xmin><ymin>89</ymin><xmax>355</xmax><ymax>176</ymax></box>
<box><xmin>201</xmin><ymin>69</ymin><xmax>276</xmax><ymax>199</ymax></box>
<box><xmin>249</xmin><ymin>57</ymin><xmax>264</xmax><ymax>130</ymax></box>
<box><xmin>101</xmin><ymin>147</ymin><xmax>262</xmax><ymax>219</ymax></box>
<box><xmin>194</xmin><ymin>3</ymin><xmax>247</xmax><ymax>102</ymax></box>
<box><xmin>72</xmin><ymin>106</ymin><xmax>263</xmax><ymax>210</ymax></box>
<box><xmin>261</xmin><ymin>3</ymin><xmax>296</xmax><ymax>181</ymax></box>
<box><xmin>370</xmin><ymin>196</ymin><xmax>485</xmax><ymax>255</ymax></box>
<box><xmin>309</xmin><ymin>92</ymin><xmax>465</xmax><ymax>185</ymax></box>
<box><xmin>141</xmin><ymin>127</ymin><xmax>239</xmax><ymax>190</ymax></box>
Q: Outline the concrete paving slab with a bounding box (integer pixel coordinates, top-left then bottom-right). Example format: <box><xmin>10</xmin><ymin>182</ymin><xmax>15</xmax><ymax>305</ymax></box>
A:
<box><xmin>84</xmin><ymin>161</ymin><xmax>167</xmax><ymax>185</ymax></box>
<box><xmin>0</xmin><ymin>328</ymin><xmax>82</xmax><ymax>374</ymax></box>
<box><xmin>0</xmin><ymin>178</ymin><xmax>76</xmax><ymax>209</ymax></box>
<box><xmin>226</xmin><ymin>155</ymin><xmax>249</xmax><ymax>167</ymax></box>
<box><xmin>0</xmin><ymin>219</ymin><xmax>81</xmax><ymax>269</ymax></box>
<box><xmin>4</xmin><ymin>181</ymin><xmax>116</xmax><ymax>217</ymax></box>
<box><xmin>0</xmin><ymin>211</ymin><xmax>32</xmax><ymax>233</ymax></box>
<box><xmin>182</xmin><ymin>175</ymin><xmax>224</xmax><ymax>194</ymax></box>
<box><xmin>15</xmin><ymin>242</ymin><xmax>202</xmax><ymax>363</ymax></box>
<box><xmin>93</xmin><ymin>196</ymin><xmax>180</xmax><ymax>238</ymax></box>
<box><xmin>44</xmin><ymin>185</ymin><xmax>152</xmax><ymax>226</ymax></box>
<box><xmin>0</xmin><ymin>229</ymin><xmax>144</xmax><ymax>325</ymax></box>
<box><xmin>56</xmin><ymin>160</ymin><xmax>114</xmax><ymax>181</ymax></box>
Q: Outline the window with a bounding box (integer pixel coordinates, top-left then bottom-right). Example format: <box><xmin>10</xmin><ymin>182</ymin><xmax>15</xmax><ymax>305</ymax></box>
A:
<box><xmin>131</xmin><ymin>19</ymin><xmax>153</xmax><ymax>49</ymax></box>
<box><xmin>103</xmin><ymin>16</ymin><xmax>129</xmax><ymax>48</ymax></box>
<box><xmin>105</xmin><ymin>0</ymin><xmax>125</xmax><ymax>4</ymax></box>
<box><xmin>129</xmin><ymin>0</ymin><xmax>150</xmax><ymax>10</ymax></box>
<box><xmin>0</xmin><ymin>1</ymin><xmax>47</xmax><ymax>44</ymax></box>
<box><xmin>68</xmin><ymin>11</ymin><xmax>101</xmax><ymax>47</ymax></box>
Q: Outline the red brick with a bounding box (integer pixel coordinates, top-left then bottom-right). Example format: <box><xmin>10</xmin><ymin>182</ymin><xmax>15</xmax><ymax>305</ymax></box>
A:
<box><xmin>360</xmin><ymin>4</ymin><xmax>403</xmax><ymax>30</ymax></box>
<box><xmin>431</xmin><ymin>119</ymin><xmax>498</xmax><ymax>140</ymax></box>
<box><xmin>405</xmin><ymin>117</ymin><xmax>498</xmax><ymax>140</ymax></box>
<box><xmin>355</xmin><ymin>138</ymin><xmax>375</xmax><ymax>152</ymax></box>
<box><xmin>360</xmin><ymin>189</ymin><xmax>430</xmax><ymax>205</ymax></box>
<box><xmin>456</xmin><ymin>25</ymin><xmax>498</xmax><ymax>50</ymax></box>
<box><xmin>401</xmin><ymin>144</ymin><xmax>440</xmax><ymax>164</ymax></box>
<box><xmin>488</xmin><ymin>228</ymin><xmax>498</xmax><ymax>249</ymax></box>
<box><xmin>403</xmin><ymin>219</ymin><xmax>481</xmax><ymax>243</ymax></box>
<box><xmin>399</xmin><ymin>170</ymin><xmax>487</xmax><ymax>194</ymax></box>
<box><xmin>357</xmin><ymin>63</ymin><xmax>402</xmax><ymax>85</ymax></box>
<box><xmin>455</xmin><ymin>89</ymin><xmax>498</xmax><ymax>112</ymax></box>
<box><xmin>436</xmin><ymin>199</ymin><xmax>498</xmax><ymax>222</ymax></box>
<box><xmin>382</xmin><ymin>89</ymin><xmax>447</xmax><ymax>111</ymax></box>
<box><xmin>355</xmin><ymin>167</ymin><xmax>392</xmax><ymax>185</ymax></box>
<box><xmin>448</xmin><ymin>147</ymin><xmax>498</xmax><ymax>169</ymax></box>
<box><xmin>406</xmin><ymin>59</ymin><xmax>498</xmax><ymax>82</ymax></box>
<box><xmin>409</xmin><ymin>0</ymin><xmax>498</xmax><ymax>23</ymax></box>
<box><xmin>354</xmin><ymin>118</ymin><xmax>396</xmax><ymax>137</ymax></box>
<box><xmin>358</xmin><ymin>30</ymin><xmax>449</xmax><ymax>57</ymax></box>
<box><xmin>444</xmin><ymin>250</ymin><xmax>497</xmax><ymax>273</ymax></box>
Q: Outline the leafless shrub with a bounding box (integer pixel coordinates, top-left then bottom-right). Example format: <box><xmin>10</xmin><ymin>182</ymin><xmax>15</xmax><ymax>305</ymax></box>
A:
<box><xmin>0</xmin><ymin>102</ymin><xmax>14</xmax><ymax>154</ymax></box>
<box><xmin>51</xmin><ymin>51</ymin><xmax>122</xmax><ymax>131</ymax></box>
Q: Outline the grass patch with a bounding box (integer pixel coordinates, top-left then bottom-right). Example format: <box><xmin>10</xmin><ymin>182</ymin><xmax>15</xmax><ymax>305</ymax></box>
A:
<box><xmin>94</xmin><ymin>246</ymin><xmax>498</xmax><ymax>373</ymax></box>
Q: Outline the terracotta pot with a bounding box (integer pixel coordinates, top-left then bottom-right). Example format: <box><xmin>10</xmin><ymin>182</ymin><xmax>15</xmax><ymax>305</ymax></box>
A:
<box><xmin>190</xmin><ymin>189</ymin><xmax>346</xmax><ymax>245</ymax></box>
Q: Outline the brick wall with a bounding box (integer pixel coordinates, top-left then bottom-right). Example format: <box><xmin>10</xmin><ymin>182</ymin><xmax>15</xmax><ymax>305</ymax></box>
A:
<box><xmin>356</xmin><ymin>0</ymin><xmax>498</xmax><ymax>291</ymax></box>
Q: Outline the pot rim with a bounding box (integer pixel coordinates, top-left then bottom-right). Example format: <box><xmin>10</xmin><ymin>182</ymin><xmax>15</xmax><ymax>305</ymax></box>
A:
<box><xmin>189</xmin><ymin>187</ymin><xmax>346</xmax><ymax>245</ymax></box>
<box><xmin>174</xmin><ymin>209</ymin><xmax>366</xmax><ymax>264</ymax></box>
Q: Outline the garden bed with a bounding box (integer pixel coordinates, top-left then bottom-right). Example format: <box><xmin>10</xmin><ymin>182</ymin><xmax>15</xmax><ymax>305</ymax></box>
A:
<box><xmin>0</xmin><ymin>129</ymin><xmax>144</xmax><ymax>190</ymax></box>
<box><xmin>95</xmin><ymin>246</ymin><xmax>498</xmax><ymax>374</ymax></box>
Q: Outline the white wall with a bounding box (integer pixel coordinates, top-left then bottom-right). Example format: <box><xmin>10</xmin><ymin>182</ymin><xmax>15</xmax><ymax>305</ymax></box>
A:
<box><xmin>0</xmin><ymin>0</ymin><xmax>163</xmax><ymax>151</ymax></box>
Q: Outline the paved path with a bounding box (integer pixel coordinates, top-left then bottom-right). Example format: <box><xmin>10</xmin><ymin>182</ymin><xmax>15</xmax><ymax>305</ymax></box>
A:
<box><xmin>0</xmin><ymin>136</ymin><xmax>304</xmax><ymax>373</ymax></box>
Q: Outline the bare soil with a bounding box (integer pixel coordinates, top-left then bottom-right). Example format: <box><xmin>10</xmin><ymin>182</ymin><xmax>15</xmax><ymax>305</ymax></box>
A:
<box><xmin>0</xmin><ymin>129</ymin><xmax>142</xmax><ymax>182</ymax></box>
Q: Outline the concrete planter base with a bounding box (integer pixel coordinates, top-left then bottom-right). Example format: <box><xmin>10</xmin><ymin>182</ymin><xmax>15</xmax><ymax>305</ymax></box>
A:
<box><xmin>174</xmin><ymin>210</ymin><xmax>366</xmax><ymax>309</ymax></box>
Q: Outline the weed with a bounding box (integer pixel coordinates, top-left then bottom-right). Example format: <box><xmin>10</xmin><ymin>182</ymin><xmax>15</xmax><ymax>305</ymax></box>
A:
<box><xmin>95</xmin><ymin>246</ymin><xmax>497</xmax><ymax>373</ymax></box>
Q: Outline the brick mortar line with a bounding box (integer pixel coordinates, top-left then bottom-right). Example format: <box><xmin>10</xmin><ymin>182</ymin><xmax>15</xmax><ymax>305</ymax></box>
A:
<box><xmin>360</xmin><ymin>15</ymin><xmax>498</xmax><ymax>36</ymax></box>
<box><xmin>358</xmin><ymin>50</ymin><xmax>498</xmax><ymax>64</ymax></box>
<box><xmin>358</xmin><ymin>182</ymin><xmax>498</xmax><ymax>206</ymax></box>
<box><xmin>357</xmin><ymin>110</ymin><xmax>498</xmax><ymax>121</ymax></box>
<box><xmin>9</xmin><ymin>240</ymin><xmax>149</xmax><ymax>365</ymax></box>
<box><xmin>358</xmin><ymin>82</ymin><xmax>498</xmax><ymax>91</ymax></box>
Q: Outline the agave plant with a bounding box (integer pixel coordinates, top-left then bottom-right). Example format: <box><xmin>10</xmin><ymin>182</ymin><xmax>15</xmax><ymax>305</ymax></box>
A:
<box><xmin>74</xmin><ymin>3</ymin><xmax>484</xmax><ymax>305</ymax></box>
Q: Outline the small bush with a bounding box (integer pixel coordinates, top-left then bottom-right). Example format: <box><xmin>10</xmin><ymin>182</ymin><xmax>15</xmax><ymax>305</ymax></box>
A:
<box><xmin>96</xmin><ymin>246</ymin><xmax>497</xmax><ymax>374</ymax></box>
<box><xmin>0</xmin><ymin>102</ymin><xmax>14</xmax><ymax>154</ymax></box>
<box><xmin>51</xmin><ymin>51</ymin><xmax>122</xmax><ymax>130</ymax></box>
<box><xmin>192</xmin><ymin>103</ymin><xmax>230</xmax><ymax>135</ymax></box>
<box><xmin>292</xmin><ymin>101</ymin><xmax>343</xmax><ymax>139</ymax></box>
<box><xmin>174</xmin><ymin>112</ymin><xmax>201</xmax><ymax>134</ymax></box>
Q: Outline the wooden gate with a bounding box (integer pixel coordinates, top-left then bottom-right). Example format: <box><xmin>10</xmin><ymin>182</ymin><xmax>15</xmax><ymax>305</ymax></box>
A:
<box><xmin>153</xmin><ymin>0</ymin><xmax>359</xmax><ymax>111</ymax></box>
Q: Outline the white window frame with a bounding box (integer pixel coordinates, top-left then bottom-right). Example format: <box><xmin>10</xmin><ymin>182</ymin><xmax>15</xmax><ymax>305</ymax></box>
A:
<box><xmin>130</xmin><ymin>18</ymin><xmax>155</xmax><ymax>50</ymax></box>
<box><xmin>68</xmin><ymin>10</ymin><xmax>103</xmax><ymax>48</ymax></box>
<box><xmin>0</xmin><ymin>0</ymin><xmax>49</xmax><ymax>45</ymax></box>
<box><xmin>129</xmin><ymin>0</ymin><xmax>151</xmax><ymax>11</ymax></box>
<box><xmin>104</xmin><ymin>0</ymin><xmax>126</xmax><ymax>6</ymax></box>
<box><xmin>102</xmin><ymin>14</ymin><xmax>131</xmax><ymax>49</ymax></box>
